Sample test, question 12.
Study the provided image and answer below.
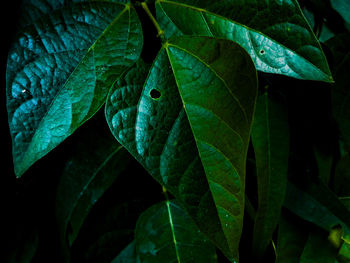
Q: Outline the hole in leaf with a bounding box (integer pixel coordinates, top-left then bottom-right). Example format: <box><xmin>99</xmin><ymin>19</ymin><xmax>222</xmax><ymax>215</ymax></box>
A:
<box><xmin>150</xmin><ymin>89</ymin><xmax>161</xmax><ymax>99</ymax></box>
<box><xmin>260</xmin><ymin>49</ymin><xmax>265</xmax><ymax>55</ymax></box>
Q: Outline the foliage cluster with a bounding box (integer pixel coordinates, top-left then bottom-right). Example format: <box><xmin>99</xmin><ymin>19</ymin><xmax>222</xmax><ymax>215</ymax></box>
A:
<box><xmin>4</xmin><ymin>0</ymin><xmax>350</xmax><ymax>262</ymax></box>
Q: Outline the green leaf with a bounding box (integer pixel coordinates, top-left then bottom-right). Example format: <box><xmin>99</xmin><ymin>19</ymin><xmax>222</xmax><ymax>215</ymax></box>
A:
<box><xmin>251</xmin><ymin>90</ymin><xmax>290</xmax><ymax>257</ymax></box>
<box><xmin>331</xmin><ymin>0</ymin><xmax>350</xmax><ymax>30</ymax></box>
<box><xmin>334</xmin><ymin>153</ymin><xmax>350</xmax><ymax>197</ymax></box>
<box><xmin>6</xmin><ymin>0</ymin><xmax>143</xmax><ymax>177</ymax></box>
<box><xmin>313</xmin><ymin>146</ymin><xmax>334</xmax><ymax>184</ymax></box>
<box><xmin>276</xmin><ymin>212</ymin><xmax>309</xmax><ymax>263</ymax></box>
<box><xmin>135</xmin><ymin>200</ymin><xmax>218</xmax><ymax>263</ymax></box>
<box><xmin>155</xmin><ymin>0</ymin><xmax>332</xmax><ymax>82</ymax></box>
<box><xmin>331</xmin><ymin>54</ymin><xmax>350</xmax><ymax>151</ymax></box>
<box><xmin>284</xmin><ymin>182</ymin><xmax>350</xmax><ymax>244</ymax></box>
<box><xmin>7</xmin><ymin>225</ymin><xmax>39</xmax><ymax>263</ymax></box>
<box><xmin>55</xmin><ymin>124</ymin><xmax>130</xmax><ymax>249</ymax></box>
<box><xmin>111</xmin><ymin>242</ymin><xmax>140</xmax><ymax>263</ymax></box>
<box><xmin>106</xmin><ymin>36</ymin><xmax>257</xmax><ymax>261</ymax></box>
<box><xmin>300</xmin><ymin>230</ymin><xmax>338</xmax><ymax>263</ymax></box>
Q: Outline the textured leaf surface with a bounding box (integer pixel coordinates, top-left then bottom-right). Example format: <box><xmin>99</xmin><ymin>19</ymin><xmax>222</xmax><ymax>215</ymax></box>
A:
<box><xmin>56</xmin><ymin>126</ymin><xmax>130</xmax><ymax>248</ymax></box>
<box><xmin>251</xmin><ymin>91</ymin><xmax>289</xmax><ymax>257</ymax></box>
<box><xmin>106</xmin><ymin>37</ymin><xmax>257</xmax><ymax>261</ymax></box>
<box><xmin>135</xmin><ymin>200</ymin><xmax>217</xmax><ymax>263</ymax></box>
<box><xmin>156</xmin><ymin>0</ymin><xmax>332</xmax><ymax>81</ymax></box>
<box><xmin>6</xmin><ymin>0</ymin><xmax>143</xmax><ymax>176</ymax></box>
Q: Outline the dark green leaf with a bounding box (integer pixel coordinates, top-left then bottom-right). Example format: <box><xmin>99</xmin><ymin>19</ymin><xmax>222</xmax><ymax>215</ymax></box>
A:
<box><xmin>135</xmin><ymin>200</ymin><xmax>217</xmax><ymax>263</ymax></box>
<box><xmin>105</xmin><ymin>36</ymin><xmax>257</xmax><ymax>261</ymax></box>
<box><xmin>111</xmin><ymin>242</ymin><xmax>140</xmax><ymax>263</ymax></box>
<box><xmin>331</xmin><ymin>54</ymin><xmax>350</xmax><ymax>151</ymax></box>
<box><xmin>331</xmin><ymin>0</ymin><xmax>350</xmax><ymax>30</ymax></box>
<box><xmin>156</xmin><ymin>0</ymin><xmax>332</xmax><ymax>81</ymax></box>
<box><xmin>284</xmin><ymin>182</ymin><xmax>350</xmax><ymax>243</ymax></box>
<box><xmin>334</xmin><ymin>153</ymin><xmax>350</xmax><ymax>197</ymax></box>
<box><xmin>56</xmin><ymin>127</ymin><xmax>130</xmax><ymax>249</ymax></box>
<box><xmin>325</xmin><ymin>33</ymin><xmax>350</xmax><ymax>68</ymax></box>
<box><xmin>276</xmin><ymin>212</ymin><xmax>309</xmax><ymax>263</ymax></box>
<box><xmin>251</xmin><ymin>90</ymin><xmax>289</xmax><ymax>257</ymax></box>
<box><xmin>300</xmin><ymin>230</ymin><xmax>338</xmax><ymax>263</ymax></box>
<box><xmin>7</xmin><ymin>226</ymin><xmax>38</xmax><ymax>263</ymax></box>
<box><xmin>313</xmin><ymin>146</ymin><xmax>333</xmax><ymax>184</ymax></box>
<box><xmin>6</xmin><ymin>0</ymin><xmax>143</xmax><ymax>176</ymax></box>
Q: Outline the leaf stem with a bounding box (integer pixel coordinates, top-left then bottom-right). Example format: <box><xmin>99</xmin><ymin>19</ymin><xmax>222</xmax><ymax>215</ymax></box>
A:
<box><xmin>141</xmin><ymin>2</ymin><xmax>165</xmax><ymax>39</ymax></box>
<box><xmin>162</xmin><ymin>186</ymin><xmax>181</xmax><ymax>263</ymax></box>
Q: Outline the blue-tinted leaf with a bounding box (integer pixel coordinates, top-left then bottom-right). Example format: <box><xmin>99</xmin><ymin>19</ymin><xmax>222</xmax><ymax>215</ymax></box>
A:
<box><xmin>7</xmin><ymin>0</ymin><xmax>143</xmax><ymax>176</ymax></box>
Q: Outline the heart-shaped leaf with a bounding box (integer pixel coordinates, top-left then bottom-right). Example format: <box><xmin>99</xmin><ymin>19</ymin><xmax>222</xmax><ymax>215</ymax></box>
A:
<box><xmin>251</xmin><ymin>90</ymin><xmax>290</xmax><ymax>257</ymax></box>
<box><xmin>156</xmin><ymin>0</ymin><xmax>332</xmax><ymax>82</ymax></box>
<box><xmin>135</xmin><ymin>200</ymin><xmax>217</xmax><ymax>263</ymax></box>
<box><xmin>105</xmin><ymin>36</ymin><xmax>257</xmax><ymax>261</ymax></box>
<box><xmin>6</xmin><ymin>0</ymin><xmax>143</xmax><ymax>177</ymax></box>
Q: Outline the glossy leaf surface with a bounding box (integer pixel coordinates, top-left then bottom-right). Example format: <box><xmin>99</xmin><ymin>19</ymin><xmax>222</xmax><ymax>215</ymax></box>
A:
<box><xmin>135</xmin><ymin>200</ymin><xmax>217</xmax><ymax>263</ymax></box>
<box><xmin>6</xmin><ymin>0</ymin><xmax>143</xmax><ymax>176</ymax></box>
<box><xmin>156</xmin><ymin>0</ymin><xmax>332</xmax><ymax>81</ymax></box>
<box><xmin>56</xmin><ymin>126</ymin><xmax>130</xmax><ymax>248</ymax></box>
<box><xmin>251</xmin><ymin>91</ymin><xmax>290</xmax><ymax>257</ymax></box>
<box><xmin>106</xmin><ymin>36</ymin><xmax>257</xmax><ymax>261</ymax></box>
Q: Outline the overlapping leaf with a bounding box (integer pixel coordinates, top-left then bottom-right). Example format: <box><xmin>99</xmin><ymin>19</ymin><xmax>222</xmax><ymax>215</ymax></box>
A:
<box><xmin>276</xmin><ymin>213</ymin><xmax>309</xmax><ymax>263</ymax></box>
<box><xmin>105</xmin><ymin>36</ymin><xmax>257</xmax><ymax>261</ymax></box>
<box><xmin>155</xmin><ymin>0</ymin><xmax>332</xmax><ymax>82</ymax></box>
<box><xmin>135</xmin><ymin>200</ymin><xmax>217</xmax><ymax>263</ymax></box>
<box><xmin>6</xmin><ymin>0</ymin><xmax>143</xmax><ymax>176</ymax></box>
<box><xmin>251</xmin><ymin>91</ymin><xmax>290</xmax><ymax>257</ymax></box>
<box><xmin>284</xmin><ymin>182</ymin><xmax>350</xmax><ymax>249</ymax></box>
<box><xmin>111</xmin><ymin>242</ymin><xmax>140</xmax><ymax>263</ymax></box>
<box><xmin>56</xmin><ymin>125</ymin><xmax>130</xmax><ymax>250</ymax></box>
<box><xmin>300</xmin><ymin>230</ymin><xmax>338</xmax><ymax>263</ymax></box>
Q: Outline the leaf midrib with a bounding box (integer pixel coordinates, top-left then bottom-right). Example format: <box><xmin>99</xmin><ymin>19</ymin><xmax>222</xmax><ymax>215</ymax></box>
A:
<box><xmin>158</xmin><ymin>0</ymin><xmax>331</xmax><ymax>80</ymax></box>
<box><xmin>166</xmin><ymin>42</ymin><xmax>249</xmax><ymax>123</ymax></box>
<box><xmin>65</xmin><ymin>145</ymin><xmax>124</xmax><ymax>243</ymax></box>
<box><xmin>18</xmin><ymin>6</ymin><xmax>130</xmax><ymax>176</ymax></box>
<box><xmin>165</xmin><ymin>42</ymin><xmax>239</xmax><ymax>258</ymax></box>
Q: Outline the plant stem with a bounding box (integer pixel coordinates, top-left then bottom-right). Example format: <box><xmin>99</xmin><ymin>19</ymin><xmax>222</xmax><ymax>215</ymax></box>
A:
<box><xmin>141</xmin><ymin>2</ymin><xmax>165</xmax><ymax>39</ymax></box>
